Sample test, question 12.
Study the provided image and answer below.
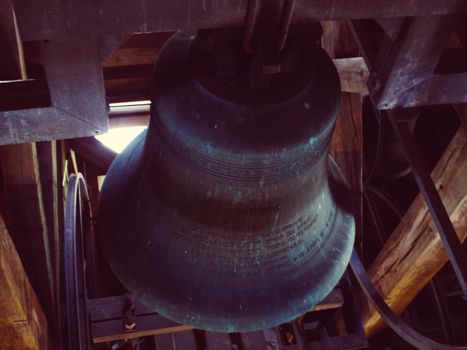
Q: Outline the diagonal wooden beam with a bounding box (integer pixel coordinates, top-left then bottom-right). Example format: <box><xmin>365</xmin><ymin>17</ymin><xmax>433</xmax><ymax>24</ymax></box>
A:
<box><xmin>69</xmin><ymin>137</ymin><xmax>117</xmax><ymax>176</ymax></box>
<box><xmin>361</xmin><ymin>113</ymin><xmax>467</xmax><ymax>336</ymax></box>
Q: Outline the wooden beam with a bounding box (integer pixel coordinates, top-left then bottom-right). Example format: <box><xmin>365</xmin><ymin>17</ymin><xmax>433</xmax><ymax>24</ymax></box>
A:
<box><xmin>0</xmin><ymin>213</ymin><xmax>48</xmax><ymax>349</ymax></box>
<box><xmin>87</xmin><ymin>287</ymin><xmax>344</xmax><ymax>344</ymax></box>
<box><xmin>0</xmin><ymin>143</ymin><xmax>55</xmax><ymax>324</ymax></box>
<box><xmin>36</xmin><ymin>140</ymin><xmax>62</xmax><ymax>336</ymax></box>
<box><xmin>324</xmin><ymin>20</ymin><xmax>364</xmax><ymax>254</ymax></box>
<box><xmin>0</xmin><ymin>0</ymin><xmax>27</xmax><ymax>80</ymax></box>
<box><xmin>69</xmin><ymin>137</ymin><xmax>117</xmax><ymax>175</ymax></box>
<box><xmin>333</xmin><ymin>57</ymin><xmax>369</xmax><ymax>94</ymax></box>
<box><xmin>102</xmin><ymin>32</ymin><xmax>174</xmax><ymax>68</ymax></box>
<box><xmin>154</xmin><ymin>331</ymin><xmax>197</xmax><ymax>350</ymax></box>
<box><xmin>361</xmin><ymin>122</ymin><xmax>467</xmax><ymax>336</ymax></box>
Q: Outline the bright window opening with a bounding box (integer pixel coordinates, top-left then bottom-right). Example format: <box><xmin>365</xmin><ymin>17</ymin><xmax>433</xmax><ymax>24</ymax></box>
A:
<box><xmin>95</xmin><ymin>126</ymin><xmax>147</xmax><ymax>153</ymax></box>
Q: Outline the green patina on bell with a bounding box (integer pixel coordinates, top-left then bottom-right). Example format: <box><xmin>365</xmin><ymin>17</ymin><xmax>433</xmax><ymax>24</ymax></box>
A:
<box><xmin>97</xmin><ymin>29</ymin><xmax>355</xmax><ymax>332</ymax></box>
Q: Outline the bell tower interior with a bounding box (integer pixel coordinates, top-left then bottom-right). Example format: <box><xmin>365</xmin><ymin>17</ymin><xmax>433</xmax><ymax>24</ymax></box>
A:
<box><xmin>0</xmin><ymin>1</ymin><xmax>466</xmax><ymax>349</ymax></box>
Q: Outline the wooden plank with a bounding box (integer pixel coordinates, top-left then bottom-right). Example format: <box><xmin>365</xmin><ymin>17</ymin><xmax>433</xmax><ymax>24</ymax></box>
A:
<box><xmin>282</xmin><ymin>334</ymin><xmax>367</xmax><ymax>350</ymax></box>
<box><xmin>333</xmin><ymin>57</ymin><xmax>369</xmax><ymax>94</ymax></box>
<box><xmin>311</xmin><ymin>288</ymin><xmax>343</xmax><ymax>311</ymax></box>
<box><xmin>92</xmin><ymin>314</ymin><xmax>192</xmax><ymax>343</ymax></box>
<box><xmin>154</xmin><ymin>330</ymin><xmax>197</xmax><ymax>350</ymax></box>
<box><xmin>361</xmin><ymin>123</ymin><xmax>467</xmax><ymax>336</ymax></box>
<box><xmin>240</xmin><ymin>331</ymin><xmax>268</xmax><ymax>350</ymax></box>
<box><xmin>88</xmin><ymin>287</ymin><xmax>344</xmax><ymax>324</ymax></box>
<box><xmin>0</xmin><ymin>213</ymin><xmax>48</xmax><ymax>349</ymax></box>
<box><xmin>0</xmin><ymin>143</ymin><xmax>55</xmax><ymax>323</ymax></box>
<box><xmin>204</xmin><ymin>332</ymin><xmax>232</xmax><ymax>350</ymax></box>
<box><xmin>102</xmin><ymin>32</ymin><xmax>174</xmax><ymax>68</ymax></box>
<box><xmin>88</xmin><ymin>287</ymin><xmax>343</xmax><ymax>344</ymax></box>
<box><xmin>12</xmin><ymin>0</ymin><xmax>467</xmax><ymax>43</ymax></box>
<box><xmin>87</xmin><ymin>294</ymin><xmax>154</xmax><ymax>322</ymax></box>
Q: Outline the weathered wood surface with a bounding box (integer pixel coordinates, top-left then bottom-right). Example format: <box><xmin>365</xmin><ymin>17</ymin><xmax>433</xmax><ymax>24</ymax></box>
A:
<box><xmin>36</xmin><ymin>141</ymin><xmax>61</xmax><ymax>329</ymax></box>
<box><xmin>333</xmin><ymin>57</ymin><xmax>369</xmax><ymax>94</ymax></box>
<box><xmin>0</xmin><ymin>143</ymin><xmax>55</xmax><ymax>324</ymax></box>
<box><xmin>205</xmin><ymin>332</ymin><xmax>233</xmax><ymax>350</ymax></box>
<box><xmin>0</xmin><ymin>0</ymin><xmax>27</xmax><ymax>80</ymax></box>
<box><xmin>69</xmin><ymin>137</ymin><xmax>117</xmax><ymax>176</ymax></box>
<box><xmin>324</xmin><ymin>21</ymin><xmax>363</xmax><ymax>253</ymax></box>
<box><xmin>362</xmin><ymin>122</ymin><xmax>467</xmax><ymax>336</ymax></box>
<box><xmin>154</xmin><ymin>330</ymin><xmax>197</xmax><ymax>350</ymax></box>
<box><xmin>87</xmin><ymin>286</ymin><xmax>344</xmax><ymax>344</ymax></box>
<box><xmin>0</xmin><ymin>213</ymin><xmax>48</xmax><ymax>349</ymax></box>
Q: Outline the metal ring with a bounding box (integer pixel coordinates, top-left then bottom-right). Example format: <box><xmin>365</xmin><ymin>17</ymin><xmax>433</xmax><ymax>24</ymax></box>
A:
<box><xmin>350</xmin><ymin>249</ymin><xmax>467</xmax><ymax>350</ymax></box>
<box><xmin>64</xmin><ymin>173</ymin><xmax>92</xmax><ymax>350</ymax></box>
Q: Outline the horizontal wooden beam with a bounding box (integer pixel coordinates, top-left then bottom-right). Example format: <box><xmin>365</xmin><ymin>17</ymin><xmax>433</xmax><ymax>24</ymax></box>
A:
<box><xmin>88</xmin><ymin>288</ymin><xmax>344</xmax><ymax>343</ymax></box>
<box><xmin>102</xmin><ymin>56</ymin><xmax>368</xmax><ymax>104</ymax></box>
<box><xmin>0</xmin><ymin>213</ymin><xmax>48</xmax><ymax>349</ymax></box>
<box><xmin>0</xmin><ymin>40</ymin><xmax>108</xmax><ymax>145</ymax></box>
<box><xmin>361</xmin><ymin>119</ymin><xmax>467</xmax><ymax>336</ymax></box>
<box><xmin>14</xmin><ymin>0</ymin><xmax>467</xmax><ymax>42</ymax></box>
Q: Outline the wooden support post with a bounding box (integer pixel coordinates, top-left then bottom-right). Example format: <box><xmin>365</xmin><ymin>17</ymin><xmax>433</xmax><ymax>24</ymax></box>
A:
<box><xmin>36</xmin><ymin>140</ymin><xmax>63</xmax><ymax>337</ymax></box>
<box><xmin>0</xmin><ymin>143</ymin><xmax>55</xmax><ymax>325</ymax></box>
<box><xmin>361</xmin><ymin>122</ymin><xmax>467</xmax><ymax>336</ymax></box>
<box><xmin>323</xmin><ymin>20</ymin><xmax>364</xmax><ymax>254</ymax></box>
<box><xmin>0</xmin><ymin>213</ymin><xmax>48</xmax><ymax>349</ymax></box>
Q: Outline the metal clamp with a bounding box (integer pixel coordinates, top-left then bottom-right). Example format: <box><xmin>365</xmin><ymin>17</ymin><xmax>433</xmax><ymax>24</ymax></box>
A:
<box><xmin>243</xmin><ymin>0</ymin><xmax>295</xmax><ymax>86</ymax></box>
<box><xmin>123</xmin><ymin>296</ymin><xmax>136</xmax><ymax>331</ymax></box>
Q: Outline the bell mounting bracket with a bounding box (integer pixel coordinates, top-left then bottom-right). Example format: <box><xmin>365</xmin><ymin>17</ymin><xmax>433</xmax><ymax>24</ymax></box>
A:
<box><xmin>242</xmin><ymin>0</ymin><xmax>296</xmax><ymax>86</ymax></box>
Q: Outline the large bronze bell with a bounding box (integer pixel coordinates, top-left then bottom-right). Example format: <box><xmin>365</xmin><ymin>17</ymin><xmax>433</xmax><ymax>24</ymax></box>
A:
<box><xmin>97</xmin><ymin>29</ymin><xmax>355</xmax><ymax>332</ymax></box>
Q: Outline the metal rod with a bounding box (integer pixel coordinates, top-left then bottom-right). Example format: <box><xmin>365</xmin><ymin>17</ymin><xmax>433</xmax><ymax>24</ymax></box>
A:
<box><xmin>430</xmin><ymin>279</ymin><xmax>456</xmax><ymax>345</ymax></box>
<box><xmin>243</xmin><ymin>0</ymin><xmax>260</xmax><ymax>53</ymax></box>
<box><xmin>277</xmin><ymin>0</ymin><xmax>295</xmax><ymax>50</ymax></box>
<box><xmin>388</xmin><ymin>110</ymin><xmax>467</xmax><ymax>298</ymax></box>
<box><xmin>350</xmin><ymin>249</ymin><xmax>467</xmax><ymax>350</ymax></box>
